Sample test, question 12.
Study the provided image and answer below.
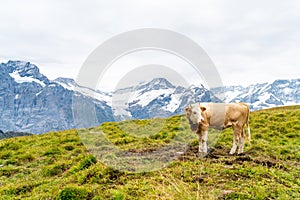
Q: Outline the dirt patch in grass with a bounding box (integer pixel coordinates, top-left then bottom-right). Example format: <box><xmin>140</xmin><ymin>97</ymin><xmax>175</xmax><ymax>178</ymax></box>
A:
<box><xmin>179</xmin><ymin>145</ymin><xmax>290</xmax><ymax>171</ymax></box>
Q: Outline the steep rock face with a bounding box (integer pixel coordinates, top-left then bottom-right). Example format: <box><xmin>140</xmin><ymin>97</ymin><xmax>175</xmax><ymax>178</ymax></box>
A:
<box><xmin>0</xmin><ymin>61</ymin><xmax>114</xmax><ymax>134</ymax></box>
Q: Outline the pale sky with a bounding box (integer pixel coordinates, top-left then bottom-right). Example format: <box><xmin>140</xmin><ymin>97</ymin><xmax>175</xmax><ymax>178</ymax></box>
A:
<box><xmin>1</xmin><ymin>0</ymin><xmax>300</xmax><ymax>90</ymax></box>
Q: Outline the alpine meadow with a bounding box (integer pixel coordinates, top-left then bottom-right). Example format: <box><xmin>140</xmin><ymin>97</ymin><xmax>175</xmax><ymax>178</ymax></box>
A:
<box><xmin>0</xmin><ymin>105</ymin><xmax>299</xmax><ymax>199</ymax></box>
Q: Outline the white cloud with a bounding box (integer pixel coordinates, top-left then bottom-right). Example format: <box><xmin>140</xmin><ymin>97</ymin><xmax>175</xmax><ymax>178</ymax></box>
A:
<box><xmin>1</xmin><ymin>0</ymin><xmax>300</xmax><ymax>88</ymax></box>
<box><xmin>97</xmin><ymin>50</ymin><xmax>206</xmax><ymax>91</ymax></box>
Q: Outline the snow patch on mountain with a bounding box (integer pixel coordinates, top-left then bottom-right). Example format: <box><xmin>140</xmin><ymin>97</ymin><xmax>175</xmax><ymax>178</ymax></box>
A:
<box><xmin>9</xmin><ymin>71</ymin><xmax>46</xmax><ymax>87</ymax></box>
<box><xmin>130</xmin><ymin>88</ymin><xmax>174</xmax><ymax>107</ymax></box>
<box><xmin>163</xmin><ymin>92</ymin><xmax>181</xmax><ymax>112</ymax></box>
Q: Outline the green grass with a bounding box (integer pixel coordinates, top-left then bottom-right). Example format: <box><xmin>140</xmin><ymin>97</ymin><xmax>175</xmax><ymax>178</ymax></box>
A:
<box><xmin>0</xmin><ymin>105</ymin><xmax>299</xmax><ymax>199</ymax></box>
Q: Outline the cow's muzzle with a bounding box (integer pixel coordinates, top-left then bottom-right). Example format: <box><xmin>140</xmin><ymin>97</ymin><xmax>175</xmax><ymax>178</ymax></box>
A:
<box><xmin>188</xmin><ymin>119</ymin><xmax>201</xmax><ymax>132</ymax></box>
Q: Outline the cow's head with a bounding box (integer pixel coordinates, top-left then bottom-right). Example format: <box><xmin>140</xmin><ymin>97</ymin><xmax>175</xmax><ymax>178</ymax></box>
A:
<box><xmin>185</xmin><ymin>103</ymin><xmax>207</xmax><ymax>132</ymax></box>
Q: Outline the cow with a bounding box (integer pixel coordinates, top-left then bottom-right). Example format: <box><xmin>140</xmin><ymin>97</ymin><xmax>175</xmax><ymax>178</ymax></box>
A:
<box><xmin>185</xmin><ymin>102</ymin><xmax>251</xmax><ymax>155</ymax></box>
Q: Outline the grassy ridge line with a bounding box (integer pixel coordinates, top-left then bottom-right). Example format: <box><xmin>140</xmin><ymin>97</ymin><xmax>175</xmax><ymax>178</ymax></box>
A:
<box><xmin>255</xmin><ymin>104</ymin><xmax>300</xmax><ymax>111</ymax></box>
<box><xmin>0</xmin><ymin>106</ymin><xmax>299</xmax><ymax>199</ymax></box>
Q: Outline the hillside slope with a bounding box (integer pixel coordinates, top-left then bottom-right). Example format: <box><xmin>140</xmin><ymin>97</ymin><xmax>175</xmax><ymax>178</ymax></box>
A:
<box><xmin>0</xmin><ymin>106</ymin><xmax>299</xmax><ymax>199</ymax></box>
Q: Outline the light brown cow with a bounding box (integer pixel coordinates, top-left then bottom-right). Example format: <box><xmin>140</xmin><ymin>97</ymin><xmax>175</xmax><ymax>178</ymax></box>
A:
<box><xmin>185</xmin><ymin>102</ymin><xmax>251</xmax><ymax>155</ymax></box>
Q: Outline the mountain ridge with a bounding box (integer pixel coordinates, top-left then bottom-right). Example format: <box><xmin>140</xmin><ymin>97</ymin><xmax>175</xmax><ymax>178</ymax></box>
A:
<box><xmin>0</xmin><ymin>129</ymin><xmax>32</xmax><ymax>139</ymax></box>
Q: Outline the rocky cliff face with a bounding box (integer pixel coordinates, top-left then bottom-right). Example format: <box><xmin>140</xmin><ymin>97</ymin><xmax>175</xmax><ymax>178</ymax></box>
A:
<box><xmin>0</xmin><ymin>61</ymin><xmax>113</xmax><ymax>134</ymax></box>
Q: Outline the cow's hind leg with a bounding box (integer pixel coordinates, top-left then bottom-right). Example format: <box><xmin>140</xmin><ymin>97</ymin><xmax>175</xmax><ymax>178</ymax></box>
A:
<box><xmin>238</xmin><ymin>129</ymin><xmax>245</xmax><ymax>154</ymax></box>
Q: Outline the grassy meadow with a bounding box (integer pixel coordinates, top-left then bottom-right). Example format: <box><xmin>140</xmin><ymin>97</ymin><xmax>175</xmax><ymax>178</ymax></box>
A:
<box><xmin>0</xmin><ymin>106</ymin><xmax>299</xmax><ymax>199</ymax></box>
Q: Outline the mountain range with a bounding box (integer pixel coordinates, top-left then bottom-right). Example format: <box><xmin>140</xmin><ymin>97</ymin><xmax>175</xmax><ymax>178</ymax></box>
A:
<box><xmin>0</xmin><ymin>60</ymin><xmax>299</xmax><ymax>134</ymax></box>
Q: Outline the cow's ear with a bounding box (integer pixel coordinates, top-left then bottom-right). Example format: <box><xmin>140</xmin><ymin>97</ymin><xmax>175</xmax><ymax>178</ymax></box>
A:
<box><xmin>200</xmin><ymin>106</ymin><xmax>206</xmax><ymax>112</ymax></box>
<box><xmin>185</xmin><ymin>107</ymin><xmax>190</xmax><ymax>113</ymax></box>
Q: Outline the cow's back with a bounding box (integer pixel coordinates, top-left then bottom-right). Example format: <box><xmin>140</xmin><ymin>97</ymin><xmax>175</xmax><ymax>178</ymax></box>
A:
<box><xmin>203</xmin><ymin>103</ymin><xmax>249</xmax><ymax>129</ymax></box>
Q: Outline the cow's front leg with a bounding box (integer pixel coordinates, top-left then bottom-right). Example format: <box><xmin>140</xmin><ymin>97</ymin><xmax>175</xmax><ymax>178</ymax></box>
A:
<box><xmin>230</xmin><ymin>128</ymin><xmax>240</xmax><ymax>154</ymax></box>
<box><xmin>229</xmin><ymin>136</ymin><xmax>238</xmax><ymax>155</ymax></box>
<box><xmin>198</xmin><ymin>130</ymin><xmax>208</xmax><ymax>154</ymax></box>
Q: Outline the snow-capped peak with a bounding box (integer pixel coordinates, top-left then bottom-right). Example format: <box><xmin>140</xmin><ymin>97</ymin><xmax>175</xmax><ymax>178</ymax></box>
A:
<box><xmin>6</xmin><ymin>60</ymin><xmax>49</xmax><ymax>86</ymax></box>
<box><xmin>136</xmin><ymin>77</ymin><xmax>175</xmax><ymax>91</ymax></box>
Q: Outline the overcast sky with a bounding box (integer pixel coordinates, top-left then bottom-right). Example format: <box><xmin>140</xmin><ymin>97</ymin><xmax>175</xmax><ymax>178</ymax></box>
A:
<box><xmin>1</xmin><ymin>0</ymin><xmax>300</xmax><ymax>90</ymax></box>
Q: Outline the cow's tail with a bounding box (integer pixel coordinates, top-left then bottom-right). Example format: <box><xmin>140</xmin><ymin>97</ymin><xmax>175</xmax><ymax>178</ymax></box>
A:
<box><xmin>245</xmin><ymin>104</ymin><xmax>251</xmax><ymax>144</ymax></box>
